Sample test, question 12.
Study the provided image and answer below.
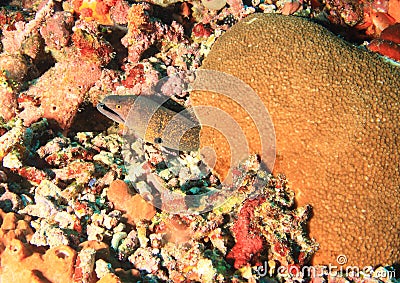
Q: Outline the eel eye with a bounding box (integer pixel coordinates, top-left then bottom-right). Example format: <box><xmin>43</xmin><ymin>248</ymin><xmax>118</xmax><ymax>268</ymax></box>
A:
<box><xmin>154</xmin><ymin>137</ymin><xmax>163</xmax><ymax>144</ymax></box>
<box><xmin>116</xmin><ymin>104</ymin><xmax>121</xmax><ymax>109</ymax></box>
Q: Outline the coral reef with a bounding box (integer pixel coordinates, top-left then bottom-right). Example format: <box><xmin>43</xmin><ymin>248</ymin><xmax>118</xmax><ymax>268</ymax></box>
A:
<box><xmin>121</xmin><ymin>3</ymin><xmax>188</xmax><ymax>64</ymax></box>
<box><xmin>306</xmin><ymin>0</ymin><xmax>400</xmax><ymax>61</ymax></box>
<box><xmin>192</xmin><ymin>13</ymin><xmax>400</xmax><ymax>266</ymax></box>
<box><xmin>227</xmin><ymin>176</ymin><xmax>316</xmax><ymax>270</ymax></box>
<box><xmin>40</xmin><ymin>11</ymin><xmax>75</xmax><ymax>50</ymax></box>
<box><xmin>355</xmin><ymin>0</ymin><xmax>399</xmax><ymax>36</ymax></box>
<box><xmin>0</xmin><ymin>0</ymin><xmax>399</xmax><ymax>281</ymax></box>
<box><xmin>0</xmin><ymin>111</ymin><xmax>317</xmax><ymax>282</ymax></box>
<box><xmin>325</xmin><ymin>0</ymin><xmax>363</xmax><ymax>27</ymax></box>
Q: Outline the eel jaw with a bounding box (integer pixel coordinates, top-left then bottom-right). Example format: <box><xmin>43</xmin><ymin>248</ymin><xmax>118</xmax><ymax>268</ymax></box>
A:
<box><xmin>96</xmin><ymin>103</ymin><xmax>126</xmax><ymax>124</ymax></box>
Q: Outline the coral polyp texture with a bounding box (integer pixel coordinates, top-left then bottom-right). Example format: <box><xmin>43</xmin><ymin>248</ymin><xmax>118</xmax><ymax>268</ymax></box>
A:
<box><xmin>191</xmin><ymin>13</ymin><xmax>400</xmax><ymax>266</ymax></box>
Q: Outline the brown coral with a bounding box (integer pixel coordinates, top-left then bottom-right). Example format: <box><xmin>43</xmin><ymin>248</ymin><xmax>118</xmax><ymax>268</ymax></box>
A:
<box><xmin>191</xmin><ymin>13</ymin><xmax>400</xmax><ymax>266</ymax></box>
<box><xmin>0</xmin><ymin>209</ymin><xmax>33</xmax><ymax>250</ymax></box>
<box><xmin>0</xmin><ymin>208</ymin><xmax>127</xmax><ymax>282</ymax></box>
<box><xmin>1</xmin><ymin>240</ymin><xmax>77</xmax><ymax>283</ymax></box>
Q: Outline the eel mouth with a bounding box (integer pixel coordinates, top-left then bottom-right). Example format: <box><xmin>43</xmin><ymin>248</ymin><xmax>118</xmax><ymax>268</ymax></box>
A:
<box><xmin>96</xmin><ymin>103</ymin><xmax>126</xmax><ymax>124</ymax></box>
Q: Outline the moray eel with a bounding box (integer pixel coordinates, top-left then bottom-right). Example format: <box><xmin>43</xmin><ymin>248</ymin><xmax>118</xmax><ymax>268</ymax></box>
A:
<box><xmin>97</xmin><ymin>95</ymin><xmax>200</xmax><ymax>151</ymax></box>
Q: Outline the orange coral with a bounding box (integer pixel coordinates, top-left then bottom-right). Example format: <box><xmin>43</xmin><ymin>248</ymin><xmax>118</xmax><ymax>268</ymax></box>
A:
<box><xmin>71</xmin><ymin>0</ymin><xmax>117</xmax><ymax>25</ymax></box>
<box><xmin>388</xmin><ymin>0</ymin><xmax>400</xmax><ymax>22</ymax></box>
<box><xmin>2</xmin><ymin>241</ymin><xmax>77</xmax><ymax>283</ymax></box>
<box><xmin>0</xmin><ymin>209</ymin><xmax>77</xmax><ymax>283</ymax></box>
<box><xmin>107</xmin><ymin>180</ymin><xmax>156</xmax><ymax>225</ymax></box>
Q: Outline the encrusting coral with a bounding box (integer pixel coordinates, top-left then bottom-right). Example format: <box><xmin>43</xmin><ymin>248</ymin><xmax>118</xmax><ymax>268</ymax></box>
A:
<box><xmin>191</xmin><ymin>13</ymin><xmax>400</xmax><ymax>267</ymax></box>
<box><xmin>107</xmin><ymin>180</ymin><xmax>156</xmax><ymax>225</ymax></box>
